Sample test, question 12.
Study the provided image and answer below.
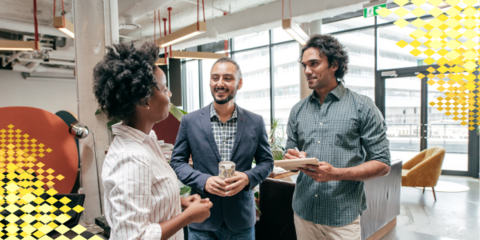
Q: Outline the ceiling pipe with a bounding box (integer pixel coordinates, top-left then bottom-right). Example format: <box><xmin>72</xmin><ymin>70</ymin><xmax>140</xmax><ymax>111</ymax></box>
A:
<box><xmin>0</xmin><ymin>18</ymin><xmax>68</xmax><ymax>38</ymax></box>
<box><xmin>127</xmin><ymin>0</ymin><xmax>388</xmax><ymax>50</ymax></box>
<box><xmin>17</xmin><ymin>58</ymin><xmax>76</xmax><ymax>66</ymax></box>
<box><xmin>12</xmin><ymin>63</ymin><xmax>74</xmax><ymax>74</ymax></box>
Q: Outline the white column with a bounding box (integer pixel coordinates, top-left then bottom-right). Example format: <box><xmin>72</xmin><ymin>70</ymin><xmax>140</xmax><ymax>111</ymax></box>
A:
<box><xmin>74</xmin><ymin>0</ymin><xmax>118</xmax><ymax>224</ymax></box>
<box><xmin>299</xmin><ymin>19</ymin><xmax>322</xmax><ymax>100</ymax></box>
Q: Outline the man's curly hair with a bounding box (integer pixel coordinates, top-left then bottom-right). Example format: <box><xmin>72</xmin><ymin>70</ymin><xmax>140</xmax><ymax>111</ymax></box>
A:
<box><xmin>300</xmin><ymin>34</ymin><xmax>349</xmax><ymax>80</ymax></box>
<box><xmin>93</xmin><ymin>42</ymin><xmax>159</xmax><ymax>121</ymax></box>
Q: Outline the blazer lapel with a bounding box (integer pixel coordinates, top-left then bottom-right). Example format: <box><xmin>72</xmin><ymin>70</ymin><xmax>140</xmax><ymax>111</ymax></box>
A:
<box><xmin>230</xmin><ymin>107</ymin><xmax>246</xmax><ymax>161</ymax></box>
<box><xmin>200</xmin><ymin>105</ymin><xmax>222</xmax><ymax>162</ymax></box>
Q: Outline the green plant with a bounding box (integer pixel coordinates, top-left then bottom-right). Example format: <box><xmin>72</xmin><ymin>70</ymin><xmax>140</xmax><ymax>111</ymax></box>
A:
<box><xmin>269</xmin><ymin>119</ymin><xmax>286</xmax><ymax>160</ymax></box>
<box><xmin>95</xmin><ymin>103</ymin><xmax>187</xmax><ymax>129</ymax></box>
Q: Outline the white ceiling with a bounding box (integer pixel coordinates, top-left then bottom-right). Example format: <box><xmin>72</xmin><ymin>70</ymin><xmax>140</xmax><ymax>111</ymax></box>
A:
<box><xmin>117</xmin><ymin>0</ymin><xmax>278</xmax><ymax>40</ymax></box>
<box><xmin>0</xmin><ymin>0</ymin><xmax>73</xmax><ymax>26</ymax></box>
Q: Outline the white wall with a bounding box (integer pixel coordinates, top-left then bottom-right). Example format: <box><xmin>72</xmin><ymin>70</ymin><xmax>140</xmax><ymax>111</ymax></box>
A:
<box><xmin>0</xmin><ymin>70</ymin><xmax>78</xmax><ymax>115</ymax></box>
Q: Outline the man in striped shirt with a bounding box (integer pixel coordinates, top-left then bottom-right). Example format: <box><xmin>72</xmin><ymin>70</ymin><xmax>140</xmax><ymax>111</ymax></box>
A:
<box><xmin>284</xmin><ymin>35</ymin><xmax>391</xmax><ymax>240</ymax></box>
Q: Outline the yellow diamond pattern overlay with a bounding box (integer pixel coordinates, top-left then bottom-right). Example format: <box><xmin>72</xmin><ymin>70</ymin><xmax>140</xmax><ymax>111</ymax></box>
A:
<box><xmin>378</xmin><ymin>1</ymin><xmax>480</xmax><ymax>130</ymax></box>
<box><xmin>1</xmin><ymin>125</ymin><xmax>97</xmax><ymax>239</ymax></box>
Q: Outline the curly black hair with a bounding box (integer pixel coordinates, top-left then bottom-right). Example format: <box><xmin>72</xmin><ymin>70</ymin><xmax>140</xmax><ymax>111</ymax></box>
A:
<box><xmin>93</xmin><ymin>42</ymin><xmax>159</xmax><ymax>121</ymax></box>
<box><xmin>300</xmin><ymin>34</ymin><xmax>349</xmax><ymax>80</ymax></box>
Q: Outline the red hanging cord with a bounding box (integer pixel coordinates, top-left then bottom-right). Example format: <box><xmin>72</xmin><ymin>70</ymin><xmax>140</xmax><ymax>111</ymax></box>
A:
<box><xmin>168</xmin><ymin>7</ymin><xmax>172</xmax><ymax>58</ymax></box>
<box><xmin>202</xmin><ymin>0</ymin><xmax>206</xmax><ymax>22</ymax></box>
<box><xmin>53</xmin><ymin>0</ymin><xmax>56</xmax><ymax>18</ymax></box>
<box><xmin>163</xmin><ymin>18</ymin><xmax>168</xmax><ymax>63</ymax></box>
<box><xmin>158</xmin><ymin>10</ymin><xmax>161</xmax><ymax>37</ymax></box>
<box><xmin>34</xmin><ymin>0</ymin><xmax>39</xmax><ymax>50</ymax></box>
<box><xmin>197</xmin><ymin>0</ymin><xmax>199</xmax><ymax>30</ymax></box>
<box><xmin>61</xmin><ymin>0</ymin><xmax>65</xmax><ymax>26</ymax></box>
<box><xmin>154</xmin><ymin>11</ymin><xmax>156</xmax><ymax>42</ymax></box>
<box><xmin>281</xmin><ymin>0</ymin><xmax>292</xmax><ymax>19</ymax></box>
<box><xmin>224</xmin><ymin>12</ymin><xmax>228</xmax><ymax>57</ymax></box>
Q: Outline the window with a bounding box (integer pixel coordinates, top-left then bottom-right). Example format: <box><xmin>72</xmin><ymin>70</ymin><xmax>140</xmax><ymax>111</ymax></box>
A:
<box><xmin>333</xmin><ymin>28</ymin><xmax>375</xmax><ymax>101</ymax></box>
<box><xmin>201</xmin><ymin>59</ymin><xmax>216</xmax><ymax>107</ymax></box>
<box><xmin>233</xmin><ymin>30</ymin><xmax>269</xmax><ymax>51</ymax></box>
<box><xmin>233</xmin><ymin>47</ymin><xmax>271</xmax><ymax>124</ymax></box>
<box><xmin>273</xmin><ymin>42</ymin><xmax>300</xmax><ymax>136</ymax></box>
<box><xmin>185</xmin><ymin>60</ymin><xmax>200</xmax><ymax>112</ymax></box>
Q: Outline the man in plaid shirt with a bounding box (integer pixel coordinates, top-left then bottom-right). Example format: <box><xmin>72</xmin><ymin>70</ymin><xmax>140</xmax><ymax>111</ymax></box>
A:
<box><xmin>171</xmin><ymin>57</ymin><xmax>273</xmax><ymax>240</ymax></box>
<box><xmin>284</xmin><ymin>34</ymin><xmax>391</xmax><ymax>240</ymax></box>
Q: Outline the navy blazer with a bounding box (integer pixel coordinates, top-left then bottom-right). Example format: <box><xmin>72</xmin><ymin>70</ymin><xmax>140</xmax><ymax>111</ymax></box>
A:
<box><xmin>170</xmin><ymin>104</ymin><xmax>274</xmax><ymax>231</ymax></box>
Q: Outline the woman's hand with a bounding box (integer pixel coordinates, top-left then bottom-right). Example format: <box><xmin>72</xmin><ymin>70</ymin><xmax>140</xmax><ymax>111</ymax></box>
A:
<box><xmin>184</xmin><ymin>198</ymin><xmax>213</xmax><ymax>223</ymax></box>
<box><xmin>180</xmin><ymin>194</ymin><xmax>201</xmax><ymax>209</ymax></box>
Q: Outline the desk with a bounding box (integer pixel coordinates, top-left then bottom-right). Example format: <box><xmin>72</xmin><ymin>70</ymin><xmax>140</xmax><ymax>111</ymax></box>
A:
<box><xmin>257</xmin><ymin>159</ymin><xmax>402</xmax><ymax>240</ymax></box>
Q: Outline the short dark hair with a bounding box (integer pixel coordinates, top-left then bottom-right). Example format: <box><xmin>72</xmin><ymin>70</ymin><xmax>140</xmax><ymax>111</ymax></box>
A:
<box><xmin>300</xmin><ymin>34</ymin><xmax>349</xmax><ymax>80</ymax></box>
<box><xmin>93</xmin><ymin>42</ymin><xmax>159</xmax><ymax>121</ymax></box>
<box><xmin>211</xmin><ymin>57</ymin><xmax>243</xmax><ymax>83</ymax></box>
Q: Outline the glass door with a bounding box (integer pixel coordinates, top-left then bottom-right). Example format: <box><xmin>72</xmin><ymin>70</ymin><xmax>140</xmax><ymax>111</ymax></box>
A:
<box><xmin>426</xmin><ymin>75</ymin><xmax>469</xmax><ymax>172</ymax></box>
<box><xmin>381</xmin><ymin>67</ymin><xmax>476</xmax><ymax>177</ymax></box>
<box><xmin>385</xmin><ymin>76</ymin><xmax>422</xmax><ymax>162</ymax></box>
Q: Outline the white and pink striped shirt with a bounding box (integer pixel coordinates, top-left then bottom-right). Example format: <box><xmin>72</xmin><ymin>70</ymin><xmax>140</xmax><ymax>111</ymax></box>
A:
<box><xmin>102</xmin><ymin>123</ymin><xmax>183</xmax><ymax>240</ymax></box>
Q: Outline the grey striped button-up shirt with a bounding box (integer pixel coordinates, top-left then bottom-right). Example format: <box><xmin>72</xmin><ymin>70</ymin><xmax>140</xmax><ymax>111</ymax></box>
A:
<box><xmin>286</xmin><ymin>81</ymin><xmax>390</xmax><ymax>226</ymax></box>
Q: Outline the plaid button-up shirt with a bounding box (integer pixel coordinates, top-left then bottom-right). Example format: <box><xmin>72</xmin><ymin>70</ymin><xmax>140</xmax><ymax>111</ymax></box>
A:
<box><xmin>286</xmin><ymin>81</ymin><xmax>390</xmax><ymax>226</ymax></box>
<box><xmin>210</xmin><ymin>103</ymin><xmax>238</xmax><ymax>162</ymax></box>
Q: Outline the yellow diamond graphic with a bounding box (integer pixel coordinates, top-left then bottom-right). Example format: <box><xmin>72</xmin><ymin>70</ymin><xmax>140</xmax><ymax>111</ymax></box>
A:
<box><xmin>446</xmin><ymin>29</ymin><xmax>460</xmax><ymax>39</ymax></box>
<box><xmin>377</xmin><ymin>8</ymin><xmax>392</xmax><ymax>17</ymax></box>
<box><xmin>464</xmin><ymin>50</ymin><xmax>477</xmax><ymax>60</ymax></box>
<box><xmin>411</xmin><ymin>18</ymin><xmax>427</xmax><ymax>28</ymax></box>
<box><xmin>394</xmin><ymin>18</ymin><xmax>410</xmax><ymax>28</ymax></box>
<box><xmin>55</xmin><ymin>214</ymin><xmax>71</xmax><ymax>224</ymax></box>
<box><xmin>412</xmin><ymin>0</ymin><xmax>426</xmax><ymax>6</ymax></box>
<box><xmin>463</xmin><ymin>19</ymin><xmax>477</xmax><ymax>29</ymax></box>
<box><xmin>410</xmin><ymin>49</ymin><xmax>422</xmax><ymax>56</ymax></box>
<box><xmin>72</xmin><ymin>225</ymin><xmax>87</xmax><ymax>234</ymax></box>
<box><xmin>412</xmin><ymin>7</ymin><xmax>427</xmax><ymax>17</ymax></box>
<box><xmin>394</xmin><ymin>7</ymin><xmax>409</xmax><ymax>17</ymax></box>
<box><xmin>73</xmin><ymin>205</ymin><xmax>85</xmax><ymax>213</ymax></box>
<box><xmin>394</xmin><ymin>0</ymin><xmax>409</xmax><ymax>6</ymax></box>
<box><xmin>446</xmin><ymin>40</ymin><xmax>461</xmax><ymax>50</ymax></box>
<box><xmin>463</xmin><ymin>7</ymin><xmax>477</xmax><ymax>16</ymax></box>
<box><xmin>396</xmin><ymin>40</ymin><xmax>409</xmax><ymax>48</ymax></box>
<box><xmin>446</xmin><ymin>19</ymin><xmax>460</xmax><ymax>28</ymax></box>
<box><xmin>410</xmin><ymin>29</ymin><xmax>426</xmax><ymax>39</ymax></box>
<box><xmin>427</xmin><ymin>18</ymin><xmax>443</xmax><ymax>28</ymax></box>
<box><xmin>446</xmin><ymin>51</ymin><xmax>461</xmax><ymax>60</ymax></box>
<box><xmin>59</xmin><ymin>197</ymin><xmax>71</xmax><ymax>204</ymax></box>
<box><xmin>463</xmin><ymin>40</ymin><xmax>477</xmax><ymax>50</ymax></box>
<box><xmin>463</xmin><ymin>61</ymin><xmax>477</xmax><ymax>72</ymax></box>
<box><xmin>427</xmin><ymin>0</ymin><xmax>444</xmax><ymax>6</ymax></box>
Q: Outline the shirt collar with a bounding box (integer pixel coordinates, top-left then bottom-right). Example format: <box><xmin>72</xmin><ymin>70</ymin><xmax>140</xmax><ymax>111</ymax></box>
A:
<box><xmin>112</xmin><ymin>122</ymin><xmax>157</xmax><ymax>144</ymax></box>
<box><xmin>210</xmin><ymin>103</ymin><xmax>238</xmax><ymax>120</ymax></box>
<box><xmin>310</xmin><ymin>81</ymin><xmax>347</xmax><ymax>102</ymax></box>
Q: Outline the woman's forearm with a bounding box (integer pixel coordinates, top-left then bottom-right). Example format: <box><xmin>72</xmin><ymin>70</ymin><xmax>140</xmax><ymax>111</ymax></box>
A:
<box><xmin>158</xmin><ymin>211</ymin><xmax>192</xmax><ymax>240</ymax></box>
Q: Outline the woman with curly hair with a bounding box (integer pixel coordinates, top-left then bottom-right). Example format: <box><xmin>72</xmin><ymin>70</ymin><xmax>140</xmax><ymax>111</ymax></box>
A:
<box><xmin>93</xmin><ymin>42</ymin><xmax>212</xmax><ymax>240</ymax></box>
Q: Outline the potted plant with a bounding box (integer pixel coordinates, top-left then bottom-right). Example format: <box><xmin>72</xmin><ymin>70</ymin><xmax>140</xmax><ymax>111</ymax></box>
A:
<box><xmin>269</xmin><ymin>119</ymin><xmax>286</xmax><ymax>160</ymax></box>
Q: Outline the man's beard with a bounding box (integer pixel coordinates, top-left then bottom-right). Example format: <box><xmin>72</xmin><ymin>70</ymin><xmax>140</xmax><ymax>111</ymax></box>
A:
<box><xmin>211</xmin><ymin>87</ymin><xmax>237</xmax><ymax>105</ymax></box>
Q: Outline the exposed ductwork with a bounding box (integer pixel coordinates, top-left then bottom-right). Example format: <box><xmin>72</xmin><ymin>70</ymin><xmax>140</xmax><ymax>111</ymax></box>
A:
<box><xmin>125</xmin><ymin>0</ymin><xmax>388</xmax><ymax>50</ymax></box>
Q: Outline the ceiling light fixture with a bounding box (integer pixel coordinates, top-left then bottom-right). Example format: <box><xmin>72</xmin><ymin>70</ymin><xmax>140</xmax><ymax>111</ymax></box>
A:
<box><xmin>281</xmin><ymin>0</ymin><xmax>309</xmax><ymax>45</ymax></box>
<box><xmin>170</xmin><ymin>51</ymin><xmax>227</xmax><ymax>60</ymax></box>
<box><xmin>0</xmin><ymin>0</ymin><xmax>41</xmax><ymax>51</ymax></box>
<box><xmin>0</xmin><ymin>40</ymin><xmax>40</xmax><ymax>51</ymax></box>
<box><xmin>53</xmin><ymin>0</ymin><xmax>74</xmax><ymax>38</ymax></box>
<box><xmin>155</xmin><ymin>1</ymin><xmax>207</xmax><ymax>48</ymax></box>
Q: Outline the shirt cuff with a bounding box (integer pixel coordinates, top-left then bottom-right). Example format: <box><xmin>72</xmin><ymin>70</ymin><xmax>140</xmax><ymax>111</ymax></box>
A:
<box><xmin>145</xmin><ymin>223</ymin><xmax>162</xmax><ymax>240</ymax></box>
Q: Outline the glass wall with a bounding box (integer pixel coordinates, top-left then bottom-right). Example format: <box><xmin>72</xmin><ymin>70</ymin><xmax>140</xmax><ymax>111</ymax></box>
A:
<box><xmin>185</xmin><ymin>60</ymin><xmax>200</xmax><ymax>112</ymax></box>
<box><xmin>234</xmin><ymin>47</ymin><xmax>271</xmax><ymax>123</ymax></box>
<box><xmin>180</xmin><ymin>2</ymin><xmax>478</xmax><ymax>177</ymax></box>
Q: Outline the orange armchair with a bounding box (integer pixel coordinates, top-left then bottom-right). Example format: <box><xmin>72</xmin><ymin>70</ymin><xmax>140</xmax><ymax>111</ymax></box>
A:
<box><xmin>402</xmin><ymin>147</ymin><xmax>446</xmax><ymax>201</ymax></box>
